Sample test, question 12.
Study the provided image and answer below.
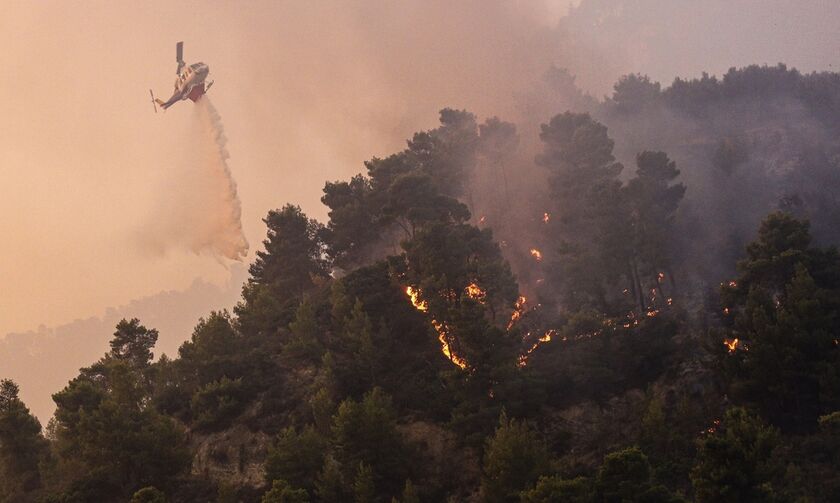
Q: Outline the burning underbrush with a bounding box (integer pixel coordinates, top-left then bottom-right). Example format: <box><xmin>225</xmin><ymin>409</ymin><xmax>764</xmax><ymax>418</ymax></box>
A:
<box><xmin>403</xmin><ymin>278</ymin><xmax>680</xmax><ymax>371</ymax></box>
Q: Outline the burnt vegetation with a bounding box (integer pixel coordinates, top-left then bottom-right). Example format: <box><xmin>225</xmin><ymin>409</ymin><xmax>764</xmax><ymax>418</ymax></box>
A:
<box><xmin>4</xmin><ymin>64</ymin><xmax>840</xmax><ymax>502</ymax></box>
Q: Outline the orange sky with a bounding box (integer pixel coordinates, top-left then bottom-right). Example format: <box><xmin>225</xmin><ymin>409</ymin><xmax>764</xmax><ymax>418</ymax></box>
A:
<box><xmin>0</xmin><ymin>1</ymin><xmax>573</xmax><ymax>336</ymax></box>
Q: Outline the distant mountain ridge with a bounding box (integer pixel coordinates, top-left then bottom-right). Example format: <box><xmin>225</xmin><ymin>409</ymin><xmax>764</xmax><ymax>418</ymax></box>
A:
<box><xmin>0</xmin><ymin>265</ymin><xmax>247</xmax><ymax>423</ymax></box>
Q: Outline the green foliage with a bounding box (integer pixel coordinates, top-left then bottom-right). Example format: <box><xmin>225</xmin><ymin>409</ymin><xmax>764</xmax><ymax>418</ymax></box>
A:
<box><xmin>322</xmin><ymin>108</ymin><xmax>480</xmax><ymax>268</ymax></box>
<box><xmin>325</xmin><ymin>262</ymin><xmax>451</xmax><ymax>415</ymax></box>
<box><xmin>531</xmin><ymin>314</ymin><xmax>679</xmax><ymax>406</ymax></box>
<box><xmin>772</xmin><ymin>410</ymin><xmax>840</xmax><ymax>501</ymax></box>
<box><xmin>537</xmin><ymin>112</ymin><xmax>622</xmax><ymax>195</ymax></box>
<box><xmin>596</xmin><ymin>447</ymin><xmax>681</xmax><ymax>502</ymax></box>
<box><xmin>397</xmin><ymin>479</ymin><xmax>420</xmax><ymax>503</ymax></box>
<box><xmin>48</xmin><ymin>322</ymin><xmax>190</xmax><ymax>500</ymax></box>
<box><xmin>160</xmin><ymin>310</ymin><xmax>279</xmax><ymax>427</ymax></box>
<box><xmin>537</xmin><ymin>112</ymin><xmax>684</xmax><ymax>316</ymax></box>
<box><xmin>410</xmin><ymin>108</ymin><xmax>479</xmax><ymax>198</ymax></box>
<box><xmin>177</xmin><ymin>312</ymin><xmax>241</xmax><ymax>386</ymax></box>
<box><xmin>332</xmin><ymin>388</ymin><xmax>408</xmax><ymax>498</ymax></box>
<box><xmin>639</xmin><ymin>393</ymin><xmax>697</xmax><ymax>490</ymax></box>
<box><xmin>249</xmin><ymin>204</ymin><xmax>330</xmax><ymax>295</ymax></box>
<box><xmin>397</xmin><ymin>221</ymin><xmax>519</xmax><ymax>371</ymax></box>
<box><xmin>381</xmin><ymin>171</ymin><xmax>471</xmax><ymax>237</ymax></box>
<box><xmin>481</xmin><ymin>413</ymin><xmax>550</xmax><ymax>503</ymax></box>
<box><xmin>237</xmin><ymin>204</ymin><xmax>329</xmax><ymax>334</ymax></box>
<box><xmin>109</xmin><ymin>318</ymin><xmax>159</xmax><ymax>368</ymax></box>
<box><xmin>321</xmin><ymin>174</ymin><xmax>380</xmax><ymax>269</ymax></box>
<box><xmin>720</xmin><ymin>212</ymin><xmax>840</xmax><ymax>431</ymax></box>
<box><xmin>610</xmin><ymin>73</ymin><xmax>662</xmax><ymax>112</ymax></box>
<box><xmin>520</xmin><ymin>475</ymin><xmax>592</xmax><ymax>503</ymax></box>
<box><xmin>537</xmin><ymin>112</ymin><xmax>624</xmax><ymax>292</ymax></box>
<box><xmin>353</xmin><ymin>463</ymin><xmax>376</xmax><ymax>503</ymax></box>
<box><xmin>130</xmin><ymin>486</ymin><xmax>166</xmax><ymax>503</ymax></box>
<box><xmin>285</xmin><ymin>299</ymin><xmax>325</xmax><ymax>361</ymax></box>
<box><xmin>265</xmin><ymin>426</ymin><xmax>326</xmax><ymax>492</ymax></box>
<box><xmin>537</xmin><ymin>112</ymin><xmax>623</xmax><ymax>311</ymax></box>
<box><xmin>261</xmin><ymin>479</ymin><xmax>310</xmax><ymax>503</ymax></box>
<box><xmin>24</xmin><ymin>82</ymin><xmax>840</xmax><ymax>501</ymax></box>
<box><xmin>0</xmin><ymin>379</ymin><xmax>47</xmax><ymax>501</ymax></box>
<box><xmin>622</xmin><ymin>151</ymin><xmax>685</xmax><ymax>309</ymax></box>
<box><xmin>691</xmin><ymin>407</ymin><xmax>781</xmax><ymax>502</ymax></box>
<box><xmin>190</xmin><ymin>377</ymin><xmax>248</xmax><ymax>430</ymax></box>
<box><xmin>315</xmin><ymin>455</ymin><xmax>348</xmax><ymax>503</ymax></box>
<box><xmin>310</xmin><ymin>385</ymin><xmax>336</xmax><ymax>435</ymax></box>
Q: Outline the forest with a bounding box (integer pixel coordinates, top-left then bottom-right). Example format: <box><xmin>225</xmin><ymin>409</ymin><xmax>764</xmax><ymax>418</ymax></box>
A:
<box><xmin>2</xmin><ymin>64</ymin><xmax>840</xmax><ymax>502</ymax></box>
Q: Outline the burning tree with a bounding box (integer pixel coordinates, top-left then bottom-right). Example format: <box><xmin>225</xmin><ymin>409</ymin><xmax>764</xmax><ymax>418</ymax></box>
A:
<box><xmin>395</xmin><ymin>222</ymin><xmax>520</xmax><ymax>372</ymax></box>
<box><xmin>621</xmin><ymin>150</ymin><xmax>686</xmax><ymax>310</ymax></box>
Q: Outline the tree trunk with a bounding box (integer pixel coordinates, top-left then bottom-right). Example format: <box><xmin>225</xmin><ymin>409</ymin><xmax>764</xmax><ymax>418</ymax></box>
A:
<box><xmin>631</xmin><ymin>258</ymin><xmax>646</xmax><ymax>312</ymax></box>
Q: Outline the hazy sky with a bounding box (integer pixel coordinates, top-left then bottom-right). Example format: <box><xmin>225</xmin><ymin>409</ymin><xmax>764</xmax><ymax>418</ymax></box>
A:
<box><xmin>1</xmin><ymin>0</ymin><xmax>838</xmax><ymax>340</ymax></box>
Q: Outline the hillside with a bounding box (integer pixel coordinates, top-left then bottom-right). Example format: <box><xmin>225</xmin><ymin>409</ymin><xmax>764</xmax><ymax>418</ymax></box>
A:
<box><xmin>3</xmin><ymin>65</ymin><xmax>840</xmax><ymax>503</ymax></box>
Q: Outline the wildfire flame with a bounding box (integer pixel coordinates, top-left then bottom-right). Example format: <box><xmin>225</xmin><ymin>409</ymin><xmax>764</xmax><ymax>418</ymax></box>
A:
<box><xmin>542</xmin><ymin>212</ymin><xmax>550</xmax><ymax>223</ymax></box>
<box><xmin>530</xmin><ymin>248</ymin><xmax>543</xmax><ymax>261</ymax></box>
<box><xmin>405</xmin><ymin>286</ymin><xmax>427</xmax><ymax>312</ymax></box>
<box><xmin>724</xmin><ymin>338</ymin><xmax>739</xmax><ymax>353</ymax></box>
<box><xmin>518</xmin><ymin>329</ymin><xmax>554</xmax><ymax>366</ymax></box>
<box><xmin>405</xmin><ymin>286</ymin><xmax>467</xmax><ymax>369</ymax></box>
<box><xmin>479</xmin><ymin>215</ymin><xmax>486</xmax><ymax>224</ymax></box>
<box><xmin>433</xmin><ymin>320</ymin><xmax>468</xmax><ymax>369</ymax></box>
<box><xmin>465</xmin><ymin>282</ymin><xmax>486</xmax><ymax>302</ymax></box>
<box><xmin>704</xmin><ymin>418</ymin><xmax>722</xmax><ymax>434</ymax></box>
<box><xmin>507</xmin><ymin>295</ymin><xmax>527</xmax><ymax>330</ymax></box>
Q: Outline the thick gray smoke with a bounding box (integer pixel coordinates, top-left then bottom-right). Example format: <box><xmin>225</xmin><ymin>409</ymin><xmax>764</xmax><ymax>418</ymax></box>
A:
<box><xmin>141</xmin><ymin>97</ymin><xmax>249</xmax><ymax>261</ymax></box>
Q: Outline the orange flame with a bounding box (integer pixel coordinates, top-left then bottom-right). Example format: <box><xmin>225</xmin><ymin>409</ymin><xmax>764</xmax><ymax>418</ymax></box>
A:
<box><xmin>507</xmin><ymin>296</ymin><xmax>527</xmax><ymax>330</ymax></box>
<box><xmin>517</xmin><ymin>329</ymin><xmax>554</xmax><ymax>366</ymax></box>
<box><xmin>479</xmin><ymin>215</ymin><xmax>486</xmax><ymax>224</ymax></box>
<box><xmin>705</xmin><ymin>419</ymin><xmax>722</xmax><ymax>434</ymax></box>
<box><xmin>724</xmin><ymin>338</ymin><xmax>739</xmax><ymax>353</ymax></box>
<box><xmin>405</xmin><ymin>286</ymin><xmax>467</xmax><ymax>369</ymax></box>
<box><xmin>433</xmin><ymin>320</ymin><xmax>468</xmax><ymax>369</ymax></box>
<box><xmin>405</xmin><ymin>286</ymin><xmax>428</xmax><ymax>312</ymax></box>
<box><xmin>542</xmin><ymin>212</ymin><xmax>550</xmax><ymax>223</ymax></box>
<box><xmin>465</xmin><ymin>282</ymin><xmax>486</xmax><ymax>302</ymax></box>
<box><xmin>529</xmin><ymin>248</ymin><xmax>543</xmax><ymax>261</ymax></box>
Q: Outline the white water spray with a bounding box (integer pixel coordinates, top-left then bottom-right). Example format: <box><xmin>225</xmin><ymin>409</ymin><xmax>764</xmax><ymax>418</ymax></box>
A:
<box><xmin>142</xmin><ymin>97</ymin><xmax>249</xmax><ymax>261</ymax></box>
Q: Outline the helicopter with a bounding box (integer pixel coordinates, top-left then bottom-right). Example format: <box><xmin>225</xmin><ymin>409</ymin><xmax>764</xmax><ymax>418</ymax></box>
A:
<box><xmin>149</xmin><ymin>41</ymin><xmax>214</xmax><ymax>112</ymax></box>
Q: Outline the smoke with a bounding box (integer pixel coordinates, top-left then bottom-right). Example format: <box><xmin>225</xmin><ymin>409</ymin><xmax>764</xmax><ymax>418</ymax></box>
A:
<box><xmin>140</xmin><ymin>97</ymin><xmax>249</xmax><ymax>261</ymax></box>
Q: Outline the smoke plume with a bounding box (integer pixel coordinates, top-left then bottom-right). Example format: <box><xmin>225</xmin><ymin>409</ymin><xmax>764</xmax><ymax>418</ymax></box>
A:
<box><xmin>141</xmin><ymin>97</ymin><xmax>249</xmax><ymax>261</ymax></box>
